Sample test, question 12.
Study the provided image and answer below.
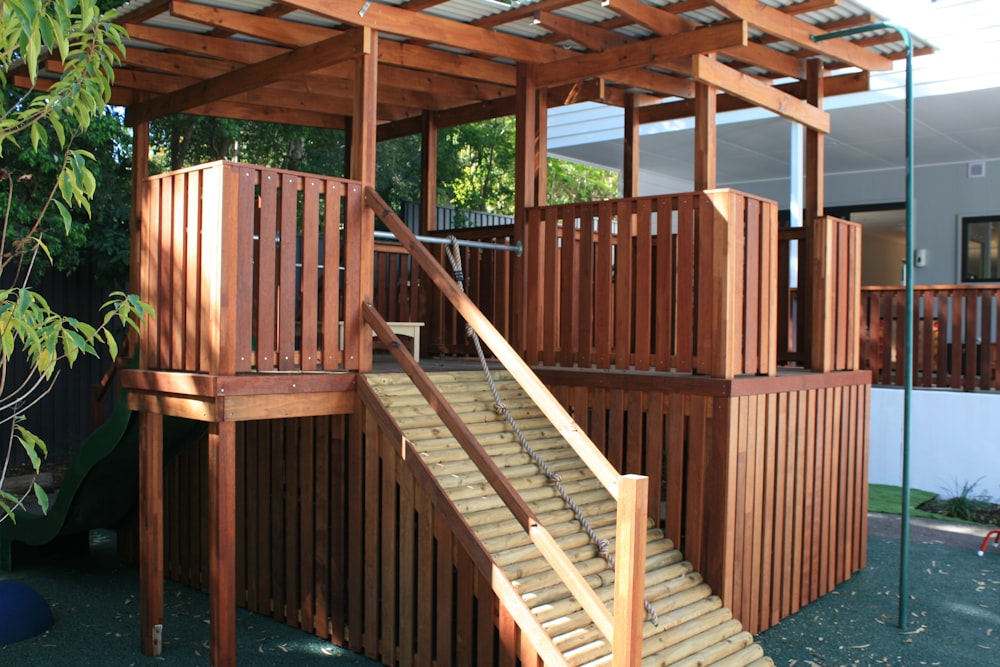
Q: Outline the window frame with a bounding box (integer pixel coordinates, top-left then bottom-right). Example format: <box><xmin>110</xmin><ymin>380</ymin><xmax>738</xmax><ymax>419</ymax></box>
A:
<box><xmin>960</xmin><ymin>214</ymin><xmax>1000</xmax><ymax>283</ymax></box>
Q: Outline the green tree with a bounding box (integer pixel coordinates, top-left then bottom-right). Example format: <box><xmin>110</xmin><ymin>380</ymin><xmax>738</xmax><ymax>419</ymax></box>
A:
<box><xmin>0</xmin><ymin>0</ymin><xmax>151</xmax><ymax>521</ymax></box>
<box><xmin>546</xmin><ymin>157</ymin><xmax>619</xmax><ymax>206</ymax></box>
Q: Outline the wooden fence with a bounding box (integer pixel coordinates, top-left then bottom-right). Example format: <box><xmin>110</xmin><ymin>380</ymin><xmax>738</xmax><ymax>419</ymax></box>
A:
<box><xmin>538</xmin><ymin>368</ymin><xmax>870</xmax><ymax>635</ymax></box>
<box><xmin>861</xmin><ymin>285</ymin><xmax>1000</xmax><ymax>391</ymax></box>
<box><xmin>520</xmin><ymin>190</ymin><xmax>777</xmax><ymax>378</ymax></box>
<box><xmin>140</xmin><ymin>161</ymin><xmax>367</xmax><ymax>374</ymax></box>
<box><xmin>163</xmin><ymin>409</ymin><xmax>551</xmax><ymax>666</ymax></box>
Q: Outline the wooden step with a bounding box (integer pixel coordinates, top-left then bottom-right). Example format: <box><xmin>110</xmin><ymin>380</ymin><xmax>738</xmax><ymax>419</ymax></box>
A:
<box><xmin>364</xmin><ymin>369</ymin><xmax>771</xmax><ymax>667</ymax></box>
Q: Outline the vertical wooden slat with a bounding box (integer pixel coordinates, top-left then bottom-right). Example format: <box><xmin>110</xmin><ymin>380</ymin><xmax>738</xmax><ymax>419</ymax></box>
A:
<box><xmin>676</xmin><ymin>194</ymin><xmax>695</xmax><ymax>373</ymax></box>
<box><xmin>595</xmin><ymin>201</ymin><xmax>614</xmax><ymax>369</ymax></box>
<box><xmin>235</xmin><ymin>423</ymin><xmax>247</xmax><ymax>608</ymax></box>
<box><xmin>347</xmin><ymin>408</ymin><xmax>364</xmax><ymax>650</ymax></box>
<box><xmin>759</xmin><ymin>393</ymin><xmax>777</xmax><ymax>628</ymax></box>
<box><xmin>257</xmin><ymin>171</ymin><xmax>278</xmax><ymax>371</ymax></box>
<box><xmin>380</xmin><ymin>431</ymin><xmax>398</xmax><ymax>663</ymax></box>
<box><xmin>559</xmin><ymin>207</ymin><xmax>578</xmax><ymax>367</ymax></box>
<box><xmin>434</xmin><ymin>518</ymin><xmax>454</xmax><ymax>667</ymax></box>
<box><xmin>665</xmin><ymin>393</ymin><xmax>685</xmax><ymax>545</ymax></box>
<box><xmin>744</xmin><ymin>197</ymin><xmax>761</xmax><ymax>376</ymax></box>
<box><xmin>235</xmin><ymin>168</ymin><xmax>256</xmax><ymax>372</ymax></box>
<box><xmin>158</xmin><ymin>176</ymin><xmax>174</xmax><ymax>370</ymax></box>
<box><xmin>170</xmin><ymin>173</ymin><xmax>186</xmax><ymax>370</ymax></box>
<box><xmin>314</xmin><ymin>417</ymin><xmax>331</xmax><ymax>640</ymax></box>
<box><xmin>323</xmin><ymin>183</ymin><xmax>344</xmax><ymax>369</ymax></box>
<box><xmin>645</xmin><ymin>392</ymin><xmax>665</xmax><ymax>525</ymax></box>
<box><xmin>655</xmin><ymin>196</ymin><xmax>676</xmax><ymax>372</ymax></box>
<box><xmin>542</xmin><ymin>206</ymin><xmax>560</xmax><ymax>366</ymax></box>
<box><xmin>634</xmin><ymin>198</ymin><xmax>653</xmax><ymax>370</ymax></box>
<box><xmin>579</xmin><ymin>203</ymin><xmax>595</xmax><ymax>368</ymax></box>
<box><xmin>415</xmin><ymin>481</ymin><xmax>434</xmax><ymax>667</ymax></box>
<box><xmin>300</xmin><ymin>178</ymin><xmax>321</xmax><ymax>371</ymax></box>
<box><xmin>278</xmin><ymin>174</ymin><xmax>299</xmax><ymax>371</ymax></box>
<box><xmin>614</xmin><ymin>201</ymin><xmax>634</xmax><ymax>370</ymax></box>
<box><xmin>363</xmin><ymin>413</ymin><xmax>380</xmax><ymax>659</ymax></box>
<box><xmin>299</xmin><ymin>419</ymin><xmax>315</xmax><ymax>634</ymax></box>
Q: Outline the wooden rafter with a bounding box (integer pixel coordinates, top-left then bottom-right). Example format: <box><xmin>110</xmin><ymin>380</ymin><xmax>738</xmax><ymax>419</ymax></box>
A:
<box><xmin>126</xmin><ymin>28</ymin><xmax>370</xmax><ymax>125</ymax></box>
<box><xmin>708</xmin><ymin>0</ymin><xmax>892</xmax><ymax>71</ymax></box>
<box><xmin>536</xmin><ymin>21</ymin><xmax>747</xmax><ymax>87</ymax></box>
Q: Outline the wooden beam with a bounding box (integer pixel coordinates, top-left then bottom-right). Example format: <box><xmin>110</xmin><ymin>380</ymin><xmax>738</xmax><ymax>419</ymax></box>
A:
<box><xmin>709</xmin><ymin>0</ymin><xmax>892</xmax><ymax>71</ymax></box>
<box><xmin>639</xmin><ymin>70</ymin><xmax>867</xmax><ymax>123</ymax></box>
<box><xmin>691</xmin><ymin>55</ymin><xmax>829</xmax><ymax>133</ymax></box>
<box><xmin>533</xmin><ymin>10</ymin><xmax>632</xmax><ymax>50</ymax></box>
<box><xmin>126</xmin><ymin>28</ymin><xmax>369</xmax><ymax>124</ymax></box>
<box><xmin>281</xmin><ymin>0</ymin><xmax>563</xmax><ymax>63</ymax></box>
<box><xmin>536</xmin><ymin>20</ymin><xmax>747</xmax><ymax>87</ymax></box>
<box><xmin>612</xmin><ymin>475</ymin><xmax>649</xmax><ymax>667</ymax></box>
<box><xmin>602</xmin><ymin>0</ymin><xmax>693</xmax><ymax>35</ymax></box>
<box><xmin>164</xmin><ymin>1</ymin><xmax>518</xmax><ymax>86</ymax></box>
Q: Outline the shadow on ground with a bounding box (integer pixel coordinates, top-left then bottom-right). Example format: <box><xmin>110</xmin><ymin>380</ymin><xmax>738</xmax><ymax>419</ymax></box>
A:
<box><xmin>2</xmin><ymin>518</ymin><xmax>998</xmax><ymax>666</ymax></box>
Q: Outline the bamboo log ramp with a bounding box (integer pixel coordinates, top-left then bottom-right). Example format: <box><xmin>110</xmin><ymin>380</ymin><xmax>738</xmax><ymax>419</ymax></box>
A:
<box><xmin>365</xmin><ymin>370</ymin><xmax>773</xmax><ymax>667</ymax></box>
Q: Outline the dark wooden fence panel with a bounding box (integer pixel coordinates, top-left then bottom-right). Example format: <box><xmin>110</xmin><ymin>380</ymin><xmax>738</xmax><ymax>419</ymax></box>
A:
<box><xmin>163</xmin><ymin>407</ymin><xmax>549</xmax><ymax>667</ymax></box>
<box><xmin>860</xmin><ymin>285</ymin><xmax>1000</xmax><ymax>391</ymax></box>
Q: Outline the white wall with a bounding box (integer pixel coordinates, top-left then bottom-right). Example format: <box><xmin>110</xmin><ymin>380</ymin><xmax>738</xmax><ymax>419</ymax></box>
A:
<box><xmin>726</xmin><ymin>157</ymin><xmax>1000</xmax><ymax>285</ymax></box>
<box><xmin>870</xmin><ymin>387</ymin><xmax>1000</xmax><ymax>502</ymax></box>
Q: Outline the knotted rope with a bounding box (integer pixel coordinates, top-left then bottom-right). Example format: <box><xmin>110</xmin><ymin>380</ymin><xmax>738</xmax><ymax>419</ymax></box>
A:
<box><xmin>444</xmin><ymin>237</ymin><xmax>658</xmax><ymax>627</ymax></box>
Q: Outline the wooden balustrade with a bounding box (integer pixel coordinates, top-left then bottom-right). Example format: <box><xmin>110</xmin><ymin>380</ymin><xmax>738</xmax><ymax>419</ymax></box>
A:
<box><xmin>139</xmin><ymin>161</ymin><xmax>366</xmax><ymax>374</ymax></box>
<box><xmin>538</xmin><ymin>367</ymin><xmax>871</xmax><ymax>635</ymax></box>
<box><xmin>519</xmin><ymin>190</ymin><xmax>777</xmax><ymax>378</ymax></box>
<box><xmin>861</xmin><ymin>285</ymin><xmax>1000</xmax><ymax>391</ymax></box>
<box><xmin>777</xmin><ymin>216</ymin><xmax>861</xmax><ymax>373</ymax></box>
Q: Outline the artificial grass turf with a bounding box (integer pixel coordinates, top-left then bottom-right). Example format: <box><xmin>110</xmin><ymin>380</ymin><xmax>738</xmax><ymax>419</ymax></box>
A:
<box><xmin>868</xmin><ymin>483</ymin><xmax>942</xmax><ymax>520</ymax></box>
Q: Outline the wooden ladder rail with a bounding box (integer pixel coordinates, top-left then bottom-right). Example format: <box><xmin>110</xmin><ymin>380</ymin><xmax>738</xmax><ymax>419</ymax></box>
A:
<box><xmin>364</xmin><ymin>186</ymin><xmax>649</xmax><ymax>666</ymax></box>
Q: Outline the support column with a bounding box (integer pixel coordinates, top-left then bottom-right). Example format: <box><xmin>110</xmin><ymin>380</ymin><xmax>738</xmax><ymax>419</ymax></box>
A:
<box><xmin>536</xmin><ymin>85</ymin><xmax>548</xmax><ymax>206</ymax></box>
<box><xmin>208</xmin><ymin>421</ymin><xmax>237</xmax><ymax>667</ymax></box>
<box><xmin>804</xmin><ymin>58</ymin><xmax>826</xmax><ymax>369</ymax></box>
<box><xmin>130</xmin><ymin>116</ymin><xmax>150</xmax><ymax>360</ymax></box>
<box><xmin>420</xmin><ymin>111</ymin><xmax>438</xmax><ymax>234</ymax></box>
<box><xmin>138</xmin><ymin>411</ymin><xmax>164</xmax><ymax>657</ymax></box>
<box><xmin>694</xmin><ymin>81</ymin><xmax>717</xmax><ymax>191</ymax></box>
<box><xmin>805</xmin><ymin>59</ymin><xmax>825</xmax><ymax>219</ymax></box>
<box><xmin>624</xmin><ymin>92</ymin><xmax>640</xmax><ymax>197</ymax></box>
<box><xmin>513</xmin><ymin>63</ymin><xmax>538</xmax><ymax>353</ymax></box>
<box><xmin>347</xmin><ymin>27</ymin><xmax>378</xmax><ymax>371</ymax></box>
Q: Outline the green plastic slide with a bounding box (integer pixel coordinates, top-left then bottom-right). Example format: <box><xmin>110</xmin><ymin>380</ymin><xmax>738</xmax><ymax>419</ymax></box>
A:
<box><xmin>0</xmin><ymin>393</ymin><xmax>205</xmax><ymax>571</ymax></box>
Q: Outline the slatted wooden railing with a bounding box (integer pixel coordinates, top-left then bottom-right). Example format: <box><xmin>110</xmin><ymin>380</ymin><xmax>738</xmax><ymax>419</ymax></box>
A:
<box><xmin>861</xmin><ymin>285</ymin><xmax>1000</xmax><ymax>391</ymax></box>
<box><xmin>139</xmin><ymin>161</ymin><xmax>367</xmax><ymax>374</ymax></box>
<box><xmin>777</xmin><ymin>216</ymin><xmax>861</xmax><ymax>372</ymax></box>
<box><xmin>519</xmin><ymin>190</ymin><xmax>777</xmax><ymax>378</ymax></box>
<box><xmin>537</xmin><ymin>368</ymin><xmax>871</xmax><ymax>635</ymax></box>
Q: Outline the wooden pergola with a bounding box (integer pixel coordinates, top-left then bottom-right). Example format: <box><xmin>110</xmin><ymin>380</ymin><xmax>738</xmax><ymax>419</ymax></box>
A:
<box><xmin>15</xmin><ymin>2</ymin><xmax>931</xmax><ymax>666</ymax></box>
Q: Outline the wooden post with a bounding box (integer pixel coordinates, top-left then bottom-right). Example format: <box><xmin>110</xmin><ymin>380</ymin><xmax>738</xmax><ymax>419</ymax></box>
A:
<box><xmin>420</xmin><ymin>111</ymin><xmax>438</xmax><ymax>234</ymax></box>
<box><xmin>612</xmin><ymin>474</ymin><xmax>648</xmax><ymax>667</ymax></box>
<box><xmin>347</xmin><ymin>27</ymin><xmax>378</xmax><ymax>371</ymax></box>
<box><xmin>624</xmin><ymin>92</ymin><xmax>640</xmax><ymax>197</ymax></box>
<box><xmin>138</xmin><ymin>411</ymin><xmax>164</xmax><ymax>656</ymax></box>
<box><xmin>803</xmin><ymin>59</ymin><xmax>825</xmax><ymax>369</ymax></box>
<box><xmin>513</xmin><ymin>63</ymin><xmax>538</xmax><ymax>355</ymax></box>
<box><xmin>208</xmin><ymin>420</ymin><xmax>237</xmax><ymax>667</ymax></box>
<box><xmin>706</xmin><ymin>190</ymin><xmax>740</xmax><ymax>379</ymax></box>
<box><xmin>694</xmin><ymin>81</ymin><xmax>717</xmax><ymax>191</ymax></box>
<box><xmin>130</xmin><ymin>115</ymin><xmax>150</xmax><ymax>365</ymax></box>
<box><xmin>536</xmin><ymin>85</ymin><xmax>548</xmax><ymax>207</ymax></box>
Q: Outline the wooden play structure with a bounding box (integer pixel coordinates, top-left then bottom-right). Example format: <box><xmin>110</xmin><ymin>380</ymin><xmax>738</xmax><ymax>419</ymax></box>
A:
<box><xmin>14</xmin><ymin>1</ymin><xmax>932</xmax><ymax>665</ymax></box>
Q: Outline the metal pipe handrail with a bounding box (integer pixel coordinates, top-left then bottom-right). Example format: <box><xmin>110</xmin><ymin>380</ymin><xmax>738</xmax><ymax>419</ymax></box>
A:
<box><xmin>374</xmin><ymin>229</ymin><xmax>522</xmax><ymax>256</ymax></box>
<box><xmin>814</xmin><ymin>21</ymin><xmax>914</xmax><ymax>629</ymax></box>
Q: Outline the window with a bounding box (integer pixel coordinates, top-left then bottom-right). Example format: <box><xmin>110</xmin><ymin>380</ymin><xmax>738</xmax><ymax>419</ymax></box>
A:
<box><xmin>962</xmin><ymin>215</ymin><xmax>1000</xmax><ymax>282</ymax></box>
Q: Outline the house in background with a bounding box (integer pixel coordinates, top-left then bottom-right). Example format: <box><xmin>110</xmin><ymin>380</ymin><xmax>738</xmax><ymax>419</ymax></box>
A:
<box><xmin>547</xmin><ymin>0</ymin><xmax>1000</xmax><ymax>501</ymax></box>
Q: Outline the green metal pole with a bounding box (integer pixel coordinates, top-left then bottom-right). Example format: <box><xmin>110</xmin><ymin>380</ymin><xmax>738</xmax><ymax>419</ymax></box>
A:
<box><xmin>813</xmin><ymin>22</ymin><xmax>914</xmax><ymax>630</ymax></box>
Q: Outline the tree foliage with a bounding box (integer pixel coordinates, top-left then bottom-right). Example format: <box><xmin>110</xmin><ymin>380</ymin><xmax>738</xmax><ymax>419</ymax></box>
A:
<box><xmin>0</xmin><ymin>0</ymin><xmax>151</xmax><ymax>522</ymax></box>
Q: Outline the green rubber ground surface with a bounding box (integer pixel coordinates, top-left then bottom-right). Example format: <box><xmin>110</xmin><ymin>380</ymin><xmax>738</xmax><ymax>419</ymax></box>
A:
<box><xmin>2</xmin><ymin>519</ymin><xmax>998</xmax><ymax>666</ymax></box>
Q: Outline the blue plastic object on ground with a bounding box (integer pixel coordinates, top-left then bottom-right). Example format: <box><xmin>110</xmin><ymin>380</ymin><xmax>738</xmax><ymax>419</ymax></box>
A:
<box><xmin>0</xmin><ymin>581</ymin><xmax>54</xmax><ymax>643</ymax></box>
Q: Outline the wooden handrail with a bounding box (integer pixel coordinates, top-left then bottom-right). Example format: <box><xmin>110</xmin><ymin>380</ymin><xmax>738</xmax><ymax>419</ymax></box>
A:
<box><xmin>363</xmin><ymin>303</ymin><xmax>615</xmax><ymax>644</ymax></box>
<box><xmin>365</xmin><ymin>187</ymin><xmax>623</xmax><ymax>500</ymax></box>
